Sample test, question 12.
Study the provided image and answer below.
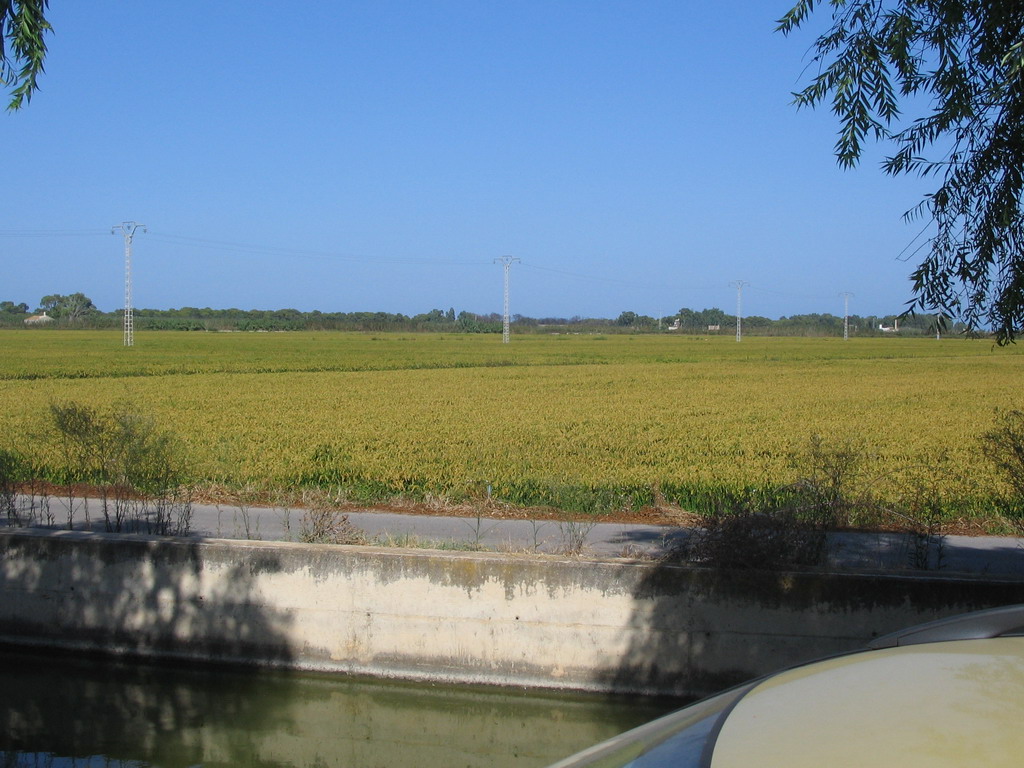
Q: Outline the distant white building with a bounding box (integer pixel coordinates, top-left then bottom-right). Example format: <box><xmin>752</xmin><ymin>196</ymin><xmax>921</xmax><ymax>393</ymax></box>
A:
<box><xmin>24</xmin><ymin>312</ymin><xmax>54</xmax><ymax>326</ymax></box>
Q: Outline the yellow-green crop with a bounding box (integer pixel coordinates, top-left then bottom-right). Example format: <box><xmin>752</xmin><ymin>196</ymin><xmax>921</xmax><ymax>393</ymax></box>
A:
<box><xmin>1</xmin><ymin>330</ymin><xmax>1021</xmax><ymax>521</ymax></box>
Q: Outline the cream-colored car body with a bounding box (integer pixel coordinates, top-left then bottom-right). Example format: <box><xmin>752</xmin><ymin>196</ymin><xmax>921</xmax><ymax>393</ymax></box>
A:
<box><xmin>546</xmin><ymin>607</ymin><xmax>1024</xmax><ymax>768</ymax></box>
<box><xmin>711</xmin><ymin>637</ymin><xmax>1024</xmax><ymax>768</ymax></box>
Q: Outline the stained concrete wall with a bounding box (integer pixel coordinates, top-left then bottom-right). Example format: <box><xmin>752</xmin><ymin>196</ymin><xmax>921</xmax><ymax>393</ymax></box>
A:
<box><xmin>1</xmin><ymin>529</ymin><xmax>1022</xmax><ymax>698</ymax></box>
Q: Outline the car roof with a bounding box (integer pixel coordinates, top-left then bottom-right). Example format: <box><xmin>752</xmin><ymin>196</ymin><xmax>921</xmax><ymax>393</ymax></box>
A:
<box><xmin>710</xmin><ymin>636</ymin><xmax>1024</xmax><ymax>768</ymax></box>
<box><xmin>867</xmin><ymin>603</ymin><xmax>1024</xmax><ymax>648</ymax></box>
<box><xmin>545</xmin><ymin>607</ymin><xmax>1024</xmax><ymax>768</ymax></box>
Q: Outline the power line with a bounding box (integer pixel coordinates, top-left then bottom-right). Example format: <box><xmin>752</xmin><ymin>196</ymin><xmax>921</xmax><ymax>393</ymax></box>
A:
<box><xmin>0</xmin><ymin>229</ymin><xmax>108</xmax><ymax>237</ymax></box>
<box><xmin>0</xmin><ymin>227</ymin><xmax>912</xmax><ymax>318</ymax></box>
<box><xmin>0</xmin><ymin>227</ymin><xmax>485</xmax><ymax>266</ymax></box>
<box><xmin>146</xmin><ymin>232</ymin><xmax>488</xmax><ymax>267</ymax></box>
<box><xmin>895</xmin><ymin>219</ymin><xmax>936</xmax><ymax>263</ymax></box>
<box><xmin>520</xmin><ymin>260</ymin><xmax>718</xmax><ymax>295</ymax></box>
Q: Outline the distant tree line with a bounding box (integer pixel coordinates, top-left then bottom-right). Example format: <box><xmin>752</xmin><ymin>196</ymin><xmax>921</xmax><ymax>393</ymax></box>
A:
<box><xmin>0</xmin><ymin>294</ymin><xmax>972</xmax><ymax>337</ymax></box>
<box><xmin>610</xmin><ymin>307</ymin><xmax>965</xmax><ymax>337</ymax></box>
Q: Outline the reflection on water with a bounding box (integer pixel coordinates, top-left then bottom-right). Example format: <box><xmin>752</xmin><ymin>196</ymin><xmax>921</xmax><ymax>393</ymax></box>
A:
<box><xmin>0</xmin><ymin>649</ymin><xmax>680</xmax><ymax>768</ymax></box>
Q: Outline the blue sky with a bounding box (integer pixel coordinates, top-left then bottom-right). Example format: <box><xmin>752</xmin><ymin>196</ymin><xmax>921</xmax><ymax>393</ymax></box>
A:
<box><xmin>2</xmin><ymin>1</ymin><xmax>935</xmax><ymax>320</ymax></box>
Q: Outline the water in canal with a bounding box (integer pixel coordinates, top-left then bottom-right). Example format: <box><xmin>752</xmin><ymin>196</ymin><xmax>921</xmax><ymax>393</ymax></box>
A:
<box><xmin>0</xmin><ymin>648</ymin><xmax>681</xmax><ymax>767</ymax></box>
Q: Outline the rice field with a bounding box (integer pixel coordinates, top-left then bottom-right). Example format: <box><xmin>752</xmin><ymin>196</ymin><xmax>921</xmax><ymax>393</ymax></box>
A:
<box><xmin>1</xmin><ymin>330</ymin><xmax>1022</xmax><ymax>523</ymax></box>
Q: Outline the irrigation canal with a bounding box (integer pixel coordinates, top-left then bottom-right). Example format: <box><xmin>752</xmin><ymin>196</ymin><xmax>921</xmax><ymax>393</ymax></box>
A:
<box><xmin>0</xmin><ymin>647</ymin><xmax>681</xmax><ymax>768</ymax></box>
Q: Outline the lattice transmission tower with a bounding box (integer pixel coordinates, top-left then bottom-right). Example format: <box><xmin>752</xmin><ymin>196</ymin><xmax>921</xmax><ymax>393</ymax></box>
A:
<box><xmin>494</xmin><ymin>256</ymin><xmax>520</xmax><ymax>344</ymax></box>
<box><xmin>729</xmin><ymin>280</ymin><xmax>749</xmax><ymax>342</ymax></box>
<box><xmin>839</xmin><ymin>292</ymin><xmax>854</xmax><ymax>341</ymax></box>
<box><xmin>112</xmin><ymin>222</ymin><xmax>146</xmax><ymax>347</ymax></box>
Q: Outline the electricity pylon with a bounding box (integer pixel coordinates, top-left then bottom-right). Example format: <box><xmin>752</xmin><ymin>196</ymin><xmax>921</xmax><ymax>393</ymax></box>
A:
<box><xmin>494</xmin><ymin>256</ymin><xmax>520</xmax><ymax>344</ymax></box>
<box><xmin>112</xmin><ymin>222</ymin><xmax>146</xmax><ymax>347</ymax></box>
<box><xmin>839</xmin><ymin>292</ymin><xmax>854</xmax><ymax>340</ymax></box>
<box><xmin>729</xmin><ymin>280</ymin><xmax>749</xmax><ymax>342</ymax></box>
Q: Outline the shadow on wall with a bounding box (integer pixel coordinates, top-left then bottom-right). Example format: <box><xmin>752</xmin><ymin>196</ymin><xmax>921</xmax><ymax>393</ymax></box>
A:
<box><xmin>0</xmin><ymin>529</ymin><xmax>295</xmax><ymax>666</ymax></box>
<box><xmin>600</xmin><ymin>559</ymin><xmax>1024</xmax><ymax>700</ymax></box>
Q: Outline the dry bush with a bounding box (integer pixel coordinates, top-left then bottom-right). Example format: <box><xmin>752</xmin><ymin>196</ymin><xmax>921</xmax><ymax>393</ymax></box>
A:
<box><xmin>676</xmin><ymin>504</ymin><xmax>829</xmax><ymax>570</ymax></box>
<box><xmin>300</xmin><ymin>500</ymin><xmax>367</xmax><ymax>545</ymax></box>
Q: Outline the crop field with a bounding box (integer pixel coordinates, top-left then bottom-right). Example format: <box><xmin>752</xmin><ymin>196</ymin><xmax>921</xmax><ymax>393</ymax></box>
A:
<box><xmin>1</xmin><ymin>330</ymin><xmax>1022</xmax><ymax>526</ymax></box>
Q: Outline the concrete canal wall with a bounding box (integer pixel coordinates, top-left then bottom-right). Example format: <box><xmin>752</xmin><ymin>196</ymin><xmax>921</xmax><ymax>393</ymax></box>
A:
<box><xmin>1</xmin><ymin>529</ymin><xmax>1022</xmax><ymax>698</ymax></box>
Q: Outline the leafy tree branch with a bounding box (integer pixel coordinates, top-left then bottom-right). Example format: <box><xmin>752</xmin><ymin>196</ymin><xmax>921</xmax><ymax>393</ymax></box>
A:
<box><xmin>779</xmin><ymin>0</ymin><xmax>1024</xmax><ymax>343</ymax></box>
<box><xmin>1</xmin><ymin>0</ymin><xmax>51</xmax><ymax>110</ymax></box>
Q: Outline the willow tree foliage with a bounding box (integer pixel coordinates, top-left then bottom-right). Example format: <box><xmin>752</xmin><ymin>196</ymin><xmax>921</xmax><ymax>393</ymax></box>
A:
<box><xmin>778</xmin><ymin>1</ymin><xmax>1024</xmax><ymax>343</ymax></box>
<box><xmin>1</xmin><ymin>0</ymin><xmax>50</xmax><ymax>110</ymax></box>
